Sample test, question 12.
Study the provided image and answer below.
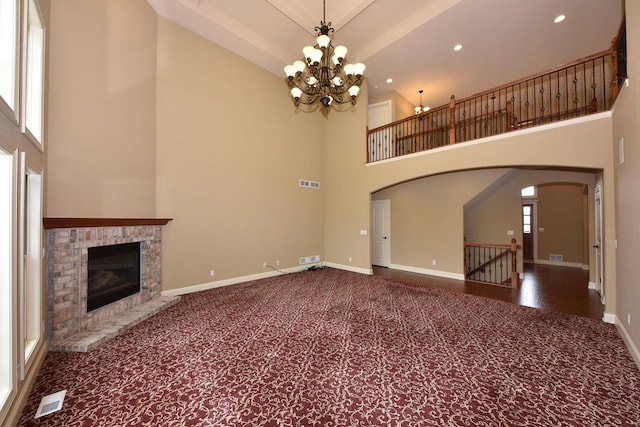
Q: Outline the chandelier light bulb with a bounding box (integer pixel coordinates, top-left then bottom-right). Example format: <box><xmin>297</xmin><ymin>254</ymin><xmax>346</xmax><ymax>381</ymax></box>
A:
<box><xmin>415</xmin><ymin>106</ymin><xmax>422</xmax><ymax>114</ymax></box>
<box><xmin>317</xmin><ymin>34</ymin><xmax>331</xmax><ymax>48</ymax></box>
<box><xmin>303</xmin><ymin>46</ymin><xmax>315</xmax><ymax>61</ymax></box>
<box><xmin>348</xmin><ymin>86</ymin><xmax>360</xmax><ymax>97</ymax></box>
<box><xmin>344</xmin><ymin>63</ymin><xmax>355</xmax><ymax>76</ymax></box>
<box><xmin>307</xmin><ymin>76</ymin><xmax>318</xmax><ymax>85</ymax></box>
<box><xmin>310</xmin><ymin>48</ymin><xmax>323</xmax><ymax>64</ymax></box>
<box><xmin>291</xmin><ymin>87</ymin><xmax>302</xmax><ymax>99</ymax></box>
<box><xmin>333</xmin><ymin>45</ymin><xmax>348</xmax><ymax>61</ymax></box>
<box><xmin>293</xmin><ymin>60</ymin><xmax>306</xmax><ymax>73</ymax></box>
<box><xmin>353</xmin><ymin>63</ymin><xmax>366</xmax><ymax>76</ymax></box>
<box><xmin>284</xmin><ymin>64</ymin><xmax>296</xmax><ymax>78</ymax></box>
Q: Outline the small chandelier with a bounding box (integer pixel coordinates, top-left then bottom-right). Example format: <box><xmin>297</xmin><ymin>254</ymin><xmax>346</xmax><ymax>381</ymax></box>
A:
<box><xmin>415</xmin><ymin>89</ymin><xmax>430</xmax><ymax>114</ymax></box>
<box><xmin>284</xmin><ymin>0</ymin><xmax>365</xmax><ymax>112</ymax></box>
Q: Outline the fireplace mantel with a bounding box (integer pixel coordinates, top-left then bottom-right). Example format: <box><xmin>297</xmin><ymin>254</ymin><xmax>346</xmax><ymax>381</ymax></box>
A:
<box><xmin>44</xmin><ymin>217</ymin><xmax>173</xmax><ymax>229</ymax></box>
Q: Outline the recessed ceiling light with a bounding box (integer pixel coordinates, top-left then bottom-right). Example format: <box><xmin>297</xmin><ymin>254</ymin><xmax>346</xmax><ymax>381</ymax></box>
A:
<box><xmin>386</xmin><ymin>78</ymin><xmax>393</xmax><ymax>84</ymax></box>
<box><xmin>454</xmin><ymin>44</ymin><xmax>462</xmax><ymax>51</ymax></box>
<box><xmin>554</xmin><ymin>14</ymin><xmax>566</xmax><ymax>23</ymax></box>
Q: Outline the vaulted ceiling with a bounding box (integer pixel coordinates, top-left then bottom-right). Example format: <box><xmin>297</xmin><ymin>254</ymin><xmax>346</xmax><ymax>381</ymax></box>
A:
<box><xmin>146</xmin><ymin>0</ymin><xmax>623</xmax><ymax>110</ymax></box>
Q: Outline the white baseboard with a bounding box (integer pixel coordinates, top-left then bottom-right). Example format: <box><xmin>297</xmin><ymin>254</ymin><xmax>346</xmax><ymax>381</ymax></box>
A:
<box><xmin>602</xmin><ymin>312</ymin><xmax>616</xmax><ymax>324</ymax></box>
<box><xmin>388</xmin><ymin>263</ymin><xmax>465</xmax><ymax>281</ymax></box>
<box><xmin>324</xmin><ymin>262</ymin><xmax>373</xmax><ymax>275</ymax></box>
<box><xmin>161</xmin><ymin>265</ymin><xmax>309</xmax><ymax>297</ymax></box>
<box><xmin>535</xmin><ymin>259</ymin><xmax>583</xmax><ymax>268</ymax></box>
<box><xmin>588</xmin><ymin>281</ymin><xmax>597</xmax><ymax>291</ymax></box>
<box><xmin>612</xmin><ymin>315</ymin><xmax>640</xmax><ymax>371</ymax></box>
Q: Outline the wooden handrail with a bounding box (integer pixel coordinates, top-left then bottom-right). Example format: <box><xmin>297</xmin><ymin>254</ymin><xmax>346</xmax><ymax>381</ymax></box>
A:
<box><xmin>453</xmin><ymin>48</ymin><xmax>612</xmax><ymax>106</ymax></box>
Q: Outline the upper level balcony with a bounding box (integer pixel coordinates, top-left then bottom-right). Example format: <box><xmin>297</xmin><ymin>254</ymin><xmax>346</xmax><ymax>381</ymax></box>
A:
<box><xmin>366</xmin><ymin>20</ymin><xmax>627</xmax><ymax>164</ymax></box>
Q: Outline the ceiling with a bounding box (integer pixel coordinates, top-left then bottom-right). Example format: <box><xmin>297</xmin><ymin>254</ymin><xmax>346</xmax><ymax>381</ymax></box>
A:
<box><xmin>146</xmin><ymin>0</ymin><xmax>623</xmax><ymax>110</ymax></box>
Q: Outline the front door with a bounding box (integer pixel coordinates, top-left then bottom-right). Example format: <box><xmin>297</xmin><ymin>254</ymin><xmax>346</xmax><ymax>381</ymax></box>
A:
<box><xmin>371</xmin><ymin>200</ymin><xmax>390</xmax><ymax>267</ymax></box>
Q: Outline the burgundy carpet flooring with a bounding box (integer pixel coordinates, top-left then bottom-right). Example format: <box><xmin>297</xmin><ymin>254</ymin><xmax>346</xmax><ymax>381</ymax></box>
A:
<box><xmin>19</xmin><ymin>268</ymin><xmax>640</xmax><ymax>426</ymax></box>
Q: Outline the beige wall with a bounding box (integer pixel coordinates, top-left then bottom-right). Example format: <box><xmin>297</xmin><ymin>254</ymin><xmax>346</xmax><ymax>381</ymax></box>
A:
<box><xmin>536</xmin><ymin>183</ymin><xmax>585</xmax><ymax>264</ymax></box>
<box><xmin>46</xmin><ymin>0</ymin><xmax>157</xmax><ymax>217</ymax></box>
<box><xmin>612</xmin><ymin>1</ymin><xmax>640</xmax><ymax>360</ymax></box>
<box><xmin>155</xmin><ymin>17</ymin><xmax>325</xmax><ymax>290</ymax></box>
<box><xmin>368</xmin><ymin>89</ymin><xmax>415</xmax><ymax>121</ymax></box>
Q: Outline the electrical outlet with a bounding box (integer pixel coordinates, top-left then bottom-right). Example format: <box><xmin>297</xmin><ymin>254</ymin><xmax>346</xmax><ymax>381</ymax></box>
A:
<box><xmin>628</xmin><ymin>313</ymin><xmax>631</xmax><ymax>326</ymax></box>
<box><xmin>276</xmin><ymin>260</ymin><xmax>280</xmax><ymax>266</ymax></box>
<box><xmin>348</xmin><ymin>257</ymin><xmax>352</xmax><ymax>263</ymax></box>
<box><xmin>432</xmin><ymin>259</ymin><xmax>437</xmax><ymax>266</ymax></box>
<box><xmin>263</xmin><ymin>262</ymin><xmax>267</xmax><ymax>268</ymax></box>
<box><xmin>209</xmin><ymin>270</ymin><xmax>215</xmax><ymax>277</ymax></box>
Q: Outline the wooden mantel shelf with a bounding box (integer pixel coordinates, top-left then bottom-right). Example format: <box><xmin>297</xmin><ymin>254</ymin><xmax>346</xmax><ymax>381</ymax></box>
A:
<box><xmin>43</xmin><ymin>218</ymin><xmax>173</xmax><ymax>229</ymax></box>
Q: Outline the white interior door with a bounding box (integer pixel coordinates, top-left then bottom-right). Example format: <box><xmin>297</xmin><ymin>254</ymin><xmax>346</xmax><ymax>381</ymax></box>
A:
<box><xmin>367</xmin><ymin>101</ymin><xmax>393</xmax><ymax>161</ymax></box>
<box><xmin>594</xmin><ymin>185</ymin><xmax>604</xmax><ymax>303</ymax></box>
<box><xmin>372</xmin><ymin>200</ymin><xmax>390</xmax><ymax>267</ymax></box>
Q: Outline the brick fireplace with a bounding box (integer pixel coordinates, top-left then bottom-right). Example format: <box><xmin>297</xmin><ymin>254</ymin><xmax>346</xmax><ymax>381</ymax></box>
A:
<box><xmin>44</xmin><ymin>218</ymin><xmax>175</xmax><ymax>351</ymax></box>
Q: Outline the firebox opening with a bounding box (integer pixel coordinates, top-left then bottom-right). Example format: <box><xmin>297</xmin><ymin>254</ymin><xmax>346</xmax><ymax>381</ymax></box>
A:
<box><xmin>87</xmin><ymin>242</ymin><xmax>141</xmax><ymax>312</ymax></box>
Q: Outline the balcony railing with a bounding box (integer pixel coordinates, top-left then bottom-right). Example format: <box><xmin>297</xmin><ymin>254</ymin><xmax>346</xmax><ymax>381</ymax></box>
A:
<box><xmin>367</xmin><ymin>25</ymin><xmax>627</xmax><ymax>163</ymax></box>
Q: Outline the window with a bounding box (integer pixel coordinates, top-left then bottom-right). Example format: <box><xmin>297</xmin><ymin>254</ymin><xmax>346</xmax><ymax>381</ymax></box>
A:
<box><xmin>0</xmin><ymin>149</ymin><xmax>15</xmax><ymax>409</ymax></box>
<box><xmin>19</xmin><ymin>157</ymin><xmax>42</xmax><ymax>370</ymax></box>
<box><xmin>0</xmin><ymin>0</ymin><xmax>19</xmax><ymax>118</ymax></box>
<box><xmin>521</xmin><ymin>185</ymin><xmax>536</xmax><ymax>198</ymax></box>
<box><xmin>522</xmin><ymin>205</ymin><xmax>532</xmax><ymax>234</ymax></box>
<box><xmin>23</xmin><ymin>0</ymin><xmax>45</xmax><ymax>146</ymax></box>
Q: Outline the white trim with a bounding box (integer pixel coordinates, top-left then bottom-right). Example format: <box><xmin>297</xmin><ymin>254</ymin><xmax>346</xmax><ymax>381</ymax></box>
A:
<box><xmin>588</xmin><ymin>281</ymin><xmax>597</xmax><ymax>291</ymax></box>
<box><xmin>161</xmin><ymin>265</ymin><xmax>310</xmax><ymax>296</ymax></box>
<box><xmin>534</xmin><ymin>259</ymin><xmax>583</xmax><ymax>269</ymax></box>
<box><xmin>602</xmin><ymin>312</ymin><xmax>616</xmax><ymax>324</ymax></box>
<box><xmin>388</xmin><ymin>263</ymin><xmax>465</xmax><ymax>281</ymax></box>
<box><xmin>613</xmin><ymin>315</ymin><xmax>640</xmax><ymax>371</ymax></box>
<box><xmin>324</xmin><ymin>262</ymin><xmax>373</xmax><ymax>275</ymax></box>
<box><xmin>366</xmin><ymin>112</ymin><xmax>611</xmax><ymax>167</ymax></box>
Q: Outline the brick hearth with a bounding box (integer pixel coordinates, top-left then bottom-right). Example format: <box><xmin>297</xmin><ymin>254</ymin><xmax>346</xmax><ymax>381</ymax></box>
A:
<box><xmin>45</xmin><ymin>218</ymin><xmax>175</xmax><ymax>352</ymax></box>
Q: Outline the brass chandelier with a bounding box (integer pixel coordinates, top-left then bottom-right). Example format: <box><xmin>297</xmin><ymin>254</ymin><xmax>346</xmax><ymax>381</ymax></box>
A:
<box><xmin>284</xmin><ymin>0</ymin><xmax>365</xmax><ymax>112</ymax></box>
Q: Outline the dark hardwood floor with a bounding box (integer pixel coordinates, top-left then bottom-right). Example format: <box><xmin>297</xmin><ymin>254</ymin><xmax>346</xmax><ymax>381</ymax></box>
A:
<box><xmin>373</xmin><ymin>263</ymin><xmax>604</xmax><ymax>320</ymax></box>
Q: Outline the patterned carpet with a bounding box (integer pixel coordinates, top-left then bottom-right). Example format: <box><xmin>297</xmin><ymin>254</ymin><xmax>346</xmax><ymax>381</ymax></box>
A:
<box><xmin>19</xmin><ymin>268</ymin><xmax>640</xmax><ymax>426</ymax></box>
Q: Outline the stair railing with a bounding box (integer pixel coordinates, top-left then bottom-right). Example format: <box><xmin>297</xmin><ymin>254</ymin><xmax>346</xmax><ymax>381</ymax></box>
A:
<box><xmin>464</xmin><ymin>238</ymin><xmax>519</xmax><ymax>288</ymax></box>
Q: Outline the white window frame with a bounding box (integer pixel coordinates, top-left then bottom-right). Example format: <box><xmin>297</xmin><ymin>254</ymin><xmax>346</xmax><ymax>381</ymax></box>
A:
<box><xmin>18</xmin><ymin>153</ymin><xmax>42</xmax><ymax>377</ymax></box>
<box><xmin>0</xmin><ymin>148</ymin><xmax>18</xmax><ymax>417</ymax></box>
<box><xmin>21</xmin><ymin>0</ymin><xmax>45</xmax><ymax>150</ymax></box>
<box><xmin>0</xmin><ymin>0</ymin><xmax>20</xmax><ymax>123</ymax></box>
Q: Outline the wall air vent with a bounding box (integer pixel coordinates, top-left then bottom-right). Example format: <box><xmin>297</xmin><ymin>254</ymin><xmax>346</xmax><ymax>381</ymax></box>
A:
<box><xmin>300</xmin><ymin>255</ymin><xmax>320</xmax><ymax>265</ymax></box>
<box><xmin>549</xmin><ymin>254</ymin><xmax>563</xmax><ymax>262</ymax></box>
<box><xmin>299</xmin><ymin>179</ymin><xmax>320</xmax><ymax>189</ymax></box>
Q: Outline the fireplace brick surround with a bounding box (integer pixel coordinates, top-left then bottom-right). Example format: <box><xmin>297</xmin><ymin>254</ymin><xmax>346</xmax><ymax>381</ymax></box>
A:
<box><xmin>44</xmin><ymin>218</ymin><xmax>176</xmax><ymax>351</ymax></box>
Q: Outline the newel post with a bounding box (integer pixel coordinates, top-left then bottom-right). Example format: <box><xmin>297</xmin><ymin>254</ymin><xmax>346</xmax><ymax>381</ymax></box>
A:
<box><xmin>510</xmin><ymin>238</ymin><xmax>518</xmax><ymax>288</ymax></box>
<box><xmin>448</xmin><ymin>95</ymin><xmax>456</xmax><ymax>145</ymax></box>
<box><xmin>610</xmin><ymin>36</ymin><xmax>620</xmax><ymax>101</ymax></box>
